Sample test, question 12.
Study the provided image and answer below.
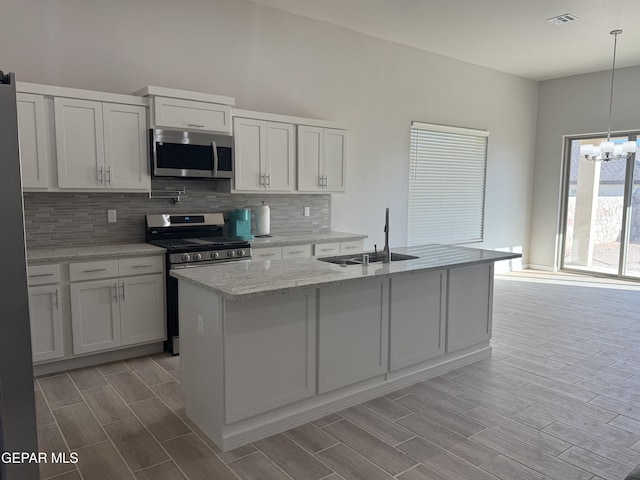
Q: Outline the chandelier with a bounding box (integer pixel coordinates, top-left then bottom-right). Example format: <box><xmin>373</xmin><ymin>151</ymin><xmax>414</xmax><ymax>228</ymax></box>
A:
<box><xmin>580</xmin><ymin>30</ymin><xmax>638</xmax><ymax>162</ymax></box>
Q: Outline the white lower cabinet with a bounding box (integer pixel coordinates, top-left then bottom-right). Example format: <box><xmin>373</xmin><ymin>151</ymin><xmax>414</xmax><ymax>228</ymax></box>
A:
<box><xmin>28</xmin><ymin>264</ymin><xmax>64</xmax><ymax>363</ymax></box>
<box><xmin>314</xmin><ymin>242</ymin><xmax>340</xmax><ymax>257</ymax></box>
<box><xmin>70</xmin><ymin>279</ymin><xmax>121</xmax><ymax>354</ymax></box>
<box><xmin>223</xmin><ymin>289</ymin><xmax>316</xmax><ymax>423</ymax></box>
<box><xmin>251</xmin><ymin>246</ymin><xmax>283</xmax><ymax>261</ymax></box>
<box><xmin>389</xmin><ymin>271</ymin><xmax>446</xmax><ymax>371</ymax></box>
<box><xmin>69</xmin><ymin>257</ymin><xmax>165</xmax><ymax>355</ymax></box>
<box><xmin>446</xmin><ymin>263</ymin><xmax>493</xmax><ymax>353</ymax></box>
<box><xmin>318</xmin><ymin>278</ymin><xmax>388</xmax><ymax>393</ymax></box>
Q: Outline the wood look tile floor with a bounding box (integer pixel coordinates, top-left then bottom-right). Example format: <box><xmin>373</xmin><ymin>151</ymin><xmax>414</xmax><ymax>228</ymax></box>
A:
<box><xmin>36</xmin><ymin>271</ymin><xmax>640</xmax><ymax>480</ymax></box>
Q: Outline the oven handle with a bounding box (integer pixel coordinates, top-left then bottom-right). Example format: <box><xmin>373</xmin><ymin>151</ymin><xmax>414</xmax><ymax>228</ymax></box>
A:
<box><xmin>170</xmin><ymin>258</ymin><xmax>251</xmax><ymax>270</ymax></box>
<box><xmin>212</xmin><ymin>141</ymin><xmax>219</xmax><ymax>178</ymax></box>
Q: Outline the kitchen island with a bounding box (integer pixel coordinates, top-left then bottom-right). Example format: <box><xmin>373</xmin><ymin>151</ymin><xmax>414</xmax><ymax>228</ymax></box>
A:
<box><xmin>171</xmin><ymin>244</ymin><xmax>520</xmax><ymax>450</ymax></box>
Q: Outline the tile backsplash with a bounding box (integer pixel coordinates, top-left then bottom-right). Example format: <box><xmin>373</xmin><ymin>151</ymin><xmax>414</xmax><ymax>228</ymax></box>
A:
<box><xmin>23</xmin><ymin>179</ymin><xmax>331</xmax><ymax>248</ymax></box>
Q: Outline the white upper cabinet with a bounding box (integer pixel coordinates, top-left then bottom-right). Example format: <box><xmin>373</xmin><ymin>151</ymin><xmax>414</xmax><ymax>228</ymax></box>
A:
<box><xmin>298</xmin><ymin>126</ymin><xmax>346</xmax><ymax>193</ymax></box>
<box><xmin>55</xmin><ymin>98</ymin><xmax>149</xmax><ymax>192</ymax></box>
<box><xmin>233</xmin><ymin>117</ymin><xmax>294</xmax><ymax>192</ymax></box>
<box><xmin>153</xmin><ymin>97</ymin><xmax>231</xmax><ymax>134</ymax></box>
<box><xmin>17</xmin><ymin>93</ymin><xmax>50</xmax><ymax>189</ymax></box>
<box><xmin>103</xmin><ymin>103</ymin><xmax>149</xmax><ymax>190</ymax></box>
<box><xmin>55</xmin><ymin>98</ymin><xmax>104</xmax><ymax>189</ymax></box>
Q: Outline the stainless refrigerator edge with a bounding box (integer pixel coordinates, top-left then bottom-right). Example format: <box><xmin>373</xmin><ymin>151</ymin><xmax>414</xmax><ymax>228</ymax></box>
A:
<box><xmin>0</xmin><ymin>71</ymin><xmax>39</xmax><ymax>479</ymax></box>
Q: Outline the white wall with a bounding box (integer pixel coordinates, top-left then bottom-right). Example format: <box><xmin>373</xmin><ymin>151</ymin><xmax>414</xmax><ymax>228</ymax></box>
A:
<box><xmin>0</xmin><ymin>0</ymin><xmax>538</xmax><ymax>258</ymax></box>
<box><xmin>530</xmin><ymin>65</ymin><xmax>640</xmax><ymax>269</ymax></box>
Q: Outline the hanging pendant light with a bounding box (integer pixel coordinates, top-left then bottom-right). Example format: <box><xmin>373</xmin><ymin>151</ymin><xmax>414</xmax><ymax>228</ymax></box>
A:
<box><xmin>580</xmin><ymin>30</ymin><xmax>638</xmax><ymax>162</ymax></box>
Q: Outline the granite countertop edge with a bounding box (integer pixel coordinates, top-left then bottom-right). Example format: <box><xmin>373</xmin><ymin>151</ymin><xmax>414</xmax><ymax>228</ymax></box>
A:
<box><xmin>251</xmin><ymin>232</ymin><xmax>367</xmax><ymax>248</ymax></box>
<box><xmin>27</xmin><ymin>243</ymin><xmax>167</xmax><ymax>264</ymax></box>
<box><xmin>171</xmin><ymin>245</ymin><xmax>521</xmax><ymax>300</ymax></box>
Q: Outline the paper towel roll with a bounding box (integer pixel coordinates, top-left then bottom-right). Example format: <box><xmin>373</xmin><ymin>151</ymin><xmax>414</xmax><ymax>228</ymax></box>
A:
<box><xmin>255</xmin><ymin>205</ymin><xmax>270</xmax><ymax>236</ymax></box>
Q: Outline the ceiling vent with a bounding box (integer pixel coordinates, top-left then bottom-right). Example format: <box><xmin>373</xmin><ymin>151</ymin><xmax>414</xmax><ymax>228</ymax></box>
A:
<box><xmin>547</xmin><ymin>13</ymin><xmax>579</xmax><ymax>25</ymax></box>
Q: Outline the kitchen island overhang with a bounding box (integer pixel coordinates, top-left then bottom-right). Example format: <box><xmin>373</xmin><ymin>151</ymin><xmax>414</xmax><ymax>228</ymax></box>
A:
<box><xmin>171</xmin><ymin>244</ymin><xmax>520</xmax><ymax>450</ymax></box>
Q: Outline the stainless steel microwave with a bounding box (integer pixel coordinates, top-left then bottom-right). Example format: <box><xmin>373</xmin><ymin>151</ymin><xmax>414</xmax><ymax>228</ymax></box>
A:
<box><xmin>150</xmin><ymin>129</ymin><xmax>233</xmax><ymax>179</ymax></box>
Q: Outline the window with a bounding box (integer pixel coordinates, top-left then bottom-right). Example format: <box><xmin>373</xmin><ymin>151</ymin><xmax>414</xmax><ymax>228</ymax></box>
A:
<box><xmin>408</xmin><ymin>122</ymin><xmax>489</xmax><ymax>245</ymax></box>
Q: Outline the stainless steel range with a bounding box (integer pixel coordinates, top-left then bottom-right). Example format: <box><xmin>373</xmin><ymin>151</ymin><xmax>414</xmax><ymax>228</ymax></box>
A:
<box><xmin>146</xmin><ymin>213</ymin><xmax>252</xmax><ymax>354</ymax></box>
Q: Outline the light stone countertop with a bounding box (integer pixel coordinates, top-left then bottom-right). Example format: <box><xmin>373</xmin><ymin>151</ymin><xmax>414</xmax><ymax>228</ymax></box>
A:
<box><xmin>251</xmin><ymin>231</ymin><xmax>367</xmax><ymax>248</ymax></box>
<box><xmin>170</xmin><ymin>244</ymin><xmax>521</xmax><ymax>300</ymax></box>
<box><xmin>27</xmin><ymin>243</ymin><xmax>166</xmax><ymax>264</ymax></box>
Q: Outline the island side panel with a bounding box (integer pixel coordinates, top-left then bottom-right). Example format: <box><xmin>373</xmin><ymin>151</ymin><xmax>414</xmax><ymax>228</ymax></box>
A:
<box><xmin>223</xmin><ymin>289</ymin><xmax>316</xmax><ymax>424</ymax></box>
<box><xmin>178</xmin><ymin>280</ymin><xmax>224</xmax><ymax>445</ymax></box>
<box><xmin>318</xmin><ymin>278</ymin><xmax>389</xmax><ymax>394</ymax></box>
<box><xmin>446</xmin><ymin>263</ymin><xmax>494</xmax><ymax>353</ymax></box>
<box><xmin>389</xmin><ymin>270</ymin><xmax>447</xmax><ymax>371</ymax></box>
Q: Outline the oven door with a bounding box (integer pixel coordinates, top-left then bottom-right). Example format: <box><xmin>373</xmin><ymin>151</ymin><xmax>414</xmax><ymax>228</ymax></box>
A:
<box><xmin>151</xmin><ymin>129</ymin><xmax>233</xmax><ymax>179</ymax></box>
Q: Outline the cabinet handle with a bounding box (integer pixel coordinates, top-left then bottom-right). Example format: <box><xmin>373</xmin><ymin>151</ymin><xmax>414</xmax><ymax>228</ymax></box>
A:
<box><xmin>113</xmin><ymin>283</ymin><xmax>119</xmax><ymax>303</ymax></box>
<box><xmin>106</xmin><ymin>166</ymin><xmax>112</xmax><ymax>185</ymax></box>
<box><xmin>289</xmin><ymin>250</ymin><xmax>304</xmax><ymax>254</ymax></box>
<box><xmin>318</xmin><ymin>175</ymin><xmax>323</xmax><ymax>187</ymax></box>
<box><xmin>187</xmin><ymin>123</ymin><xmax>205</xmax><ymax>128</ymax></box>
<box><xmin>29</xmin><ymin>273</ymin><xmax>54</xmax><ymax>278</ymax></box>
<box><xmin>98</xmin><ymin>166</ymin><xmax>104</xmax><ymax>185</ymax></box>
<box><xmin>323</xmin><ymin>175</ymin><xmax>328</xmax><ymax>189</ymax></box>
<box><xmin>266</xmin><ymin>173</ymin><xmax>271</xmax><ymax>187</ymax></box>
<box><xmin>260</xmin><ymin>253</ymin><xmax>276</xmax><ymax>257</ymax></box>
<box><xmin>131</xmin><ymin>264</ymin><xmax>154</xmax><ymax>268</ymax></box>
<box><xmin>84</xmin><ymin>268</ymin><xmax>107</xmax><ymax>273</ymax></box>
<box><xmin>121</xmin><ymin>282</ymin><xmax>125</xmax><ymax>302</ymax></box>
<box><xmin>260</xmin><ymin>174</ymin><xmax>265</xmax><ymax>187</ymax></box>
<box><xmin>344</xmin><ymin>246</ymin><xmax>357</xmax><ymax>250</ymax></box>
<box><xmin>52</xmin><ymin>289</ymin><xmax>59</xmax><ymax>310</ymax></box>
<box><xmin>319</xmin><ymin>248</ymin><xmax>333</xmax><ymax>252</ymax></box>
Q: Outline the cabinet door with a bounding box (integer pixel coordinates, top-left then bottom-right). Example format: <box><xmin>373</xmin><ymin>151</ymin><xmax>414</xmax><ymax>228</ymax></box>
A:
<box><xmin>265</xmin><ymin>121</ymin><xmax>294</xmax><ymax>192</ymax></box>
<box><xmin>153</xmin><ymin>97</ymin><xmax>231</xmax><ymax>134</ymax></box>
<box><xmin>324</xmin><ymin>128</ymin><xmax>346</xmax><ymax>192</ymax></box>
<box><xmin>224</xmin><ymin>290</ymin><xmax>316</xmax><ymax>423</ymax></box>
<box><xmin>390</xmin><ymin>271</ymin><xmax>446</xmax><ymax>371</ymax></box>
<box><xmin>55</xmin><ymin>98</ymin><xmax>104</xmax><ymax>189</ymax></box>
<box><xmin>70</xmin><ymin>279</ymin><xmax>120</xmax><ymax>354</ymax></box>
<box><xmin>233</xmin><ymin>118</ymin><xmax>265</xmax><ymax>191</ymax></box>
<box><xmin>103</xmin><ymin>103</ymin><xmax>150</xmax><ymax>191</ymax></box>
<box><xmin>446</xmin><ymin>263</ymin><xmax>493</xmax><ymax>353</ymax></box>
<box><xmin>297</xmin><ymin>125</ymin><xmax>324</xmax><ymax>192</ymax></box>
<box><xmin>17</xmin><ymin>93</ymin><xmax>50</xmax><ymax>189</ymax></box>
<box><xmin>318</xmin><ymin>279</ymin><xmax>388</xmax><ymax>393</ymax></box>
<box><xmin>120</xmin><ymin>274</ymin><xmax>165</xmax><ymax>346</ymax></box>
<box><xmin>28</xmin><ymin>285</ymin><xmax>63</xmax><ymax>362</ymax></box>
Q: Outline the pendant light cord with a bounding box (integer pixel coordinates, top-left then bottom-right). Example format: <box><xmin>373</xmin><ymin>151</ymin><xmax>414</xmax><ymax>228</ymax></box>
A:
<box><xmin>607</xmin><ymin>29</ymin><xmax>622</xmax><ymax>142</ymax></box>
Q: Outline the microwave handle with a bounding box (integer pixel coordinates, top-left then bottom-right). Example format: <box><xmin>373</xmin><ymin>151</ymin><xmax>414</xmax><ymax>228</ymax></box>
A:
<box><xmin>211</xmin><ymin>141</ymin><xmax>219</xmax><ymax>177</ymax></box>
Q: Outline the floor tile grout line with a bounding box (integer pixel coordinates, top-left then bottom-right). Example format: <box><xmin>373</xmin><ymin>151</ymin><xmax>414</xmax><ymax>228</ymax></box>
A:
<box><xmin>266</xmin><ymin>428</ymin><xmax>340</xmax><ymax>477</ymax></box>
<box><xmin>281</xmin><ymin>429</ymin><xmax>339</xmax><ymax>457</ymax></box>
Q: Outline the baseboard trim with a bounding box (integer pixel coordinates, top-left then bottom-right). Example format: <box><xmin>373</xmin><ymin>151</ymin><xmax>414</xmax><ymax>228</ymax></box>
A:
<box><xmin>215</xmin><ymin>344</ymin><xmax>491</xmax><ymax>450</ymax></box>
<box><xmin>33</xmin><ymin>343</ymin><xmax>164</xmax><ymax>376</ymax></box>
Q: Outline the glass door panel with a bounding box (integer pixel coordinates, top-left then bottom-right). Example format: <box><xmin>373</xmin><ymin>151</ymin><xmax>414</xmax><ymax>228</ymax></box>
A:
<box><xmin>623</xmin><ymin>146</ymin><xmax>640</xmax><ymax>277</ymax></box>
<box><xmin>563</xmin><ymin>136</ymin><xmax>629</xmax><ymax>275</ymax></box>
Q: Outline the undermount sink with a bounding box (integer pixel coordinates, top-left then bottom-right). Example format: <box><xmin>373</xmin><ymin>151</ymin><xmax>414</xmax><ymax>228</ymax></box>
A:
<box><xmin>317</xmin><ymin>252</ymin><xmax>419</xmax><ymax>265</ymax></box>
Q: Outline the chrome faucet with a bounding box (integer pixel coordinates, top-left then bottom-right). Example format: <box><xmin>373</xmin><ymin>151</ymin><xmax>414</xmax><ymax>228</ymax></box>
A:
<box><xmin>383</xmin><ymin>207</ymin><xmax>390</xmax><ymax>263</ymax></box>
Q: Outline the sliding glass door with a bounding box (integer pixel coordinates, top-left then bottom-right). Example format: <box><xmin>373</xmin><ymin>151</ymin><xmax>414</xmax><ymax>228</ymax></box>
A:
<box><xmin>562</xmin><ymin>134</ymin><xmax>640</xmax><ymax>278</ymax></box>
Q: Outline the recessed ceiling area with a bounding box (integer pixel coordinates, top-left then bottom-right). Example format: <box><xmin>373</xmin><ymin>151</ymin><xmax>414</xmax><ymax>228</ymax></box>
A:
<box><xmin>249</xmin><ymin>0</ymin><xmax>640</xmax><ymax>81</ymax></box>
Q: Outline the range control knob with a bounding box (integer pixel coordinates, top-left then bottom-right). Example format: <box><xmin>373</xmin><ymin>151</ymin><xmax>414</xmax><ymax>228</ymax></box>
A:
<box><xmin>227</xmin><ymin>250</ymin><xmax>236</xmax><ymax>258</ymax></box>
<box><xmin>181</xmin><ymin>253</ymin><xmax>191</xmax><ymax>262</ymax></box>
<box><xmin>237</xmin><ymin>249</ymin><xmax>246</xmax><ymax>257</ymax></box>
<box><xmin>211</xmin><ymin>251</ymin><xmax>220</xmax><ymax>259</ymax></box>
<box><xmin>193</xmin><ymin>253</ymin><xmax>202</xmax><ymax>261</ymax></box>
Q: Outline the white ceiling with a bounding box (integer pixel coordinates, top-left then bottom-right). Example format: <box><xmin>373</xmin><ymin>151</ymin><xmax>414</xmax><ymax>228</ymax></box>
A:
<box><xmin>250</xmin><ymin>0</ymin><xmax>640</xmax><ymax>81</ymax></box>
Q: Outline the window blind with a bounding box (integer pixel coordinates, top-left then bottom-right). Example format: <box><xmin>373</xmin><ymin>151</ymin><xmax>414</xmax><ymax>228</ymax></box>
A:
<box><xmin>408</xmin><ymin>122</ymin><xmax>489</xmax><ymax>245</ymax></box>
